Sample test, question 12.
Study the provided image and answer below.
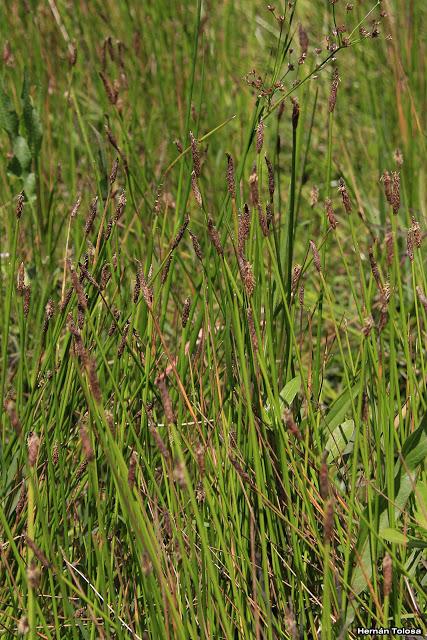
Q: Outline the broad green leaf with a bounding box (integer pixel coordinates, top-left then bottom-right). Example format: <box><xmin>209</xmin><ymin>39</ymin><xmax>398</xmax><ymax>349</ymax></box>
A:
<box><xmin>13</xmin><ymin>136</ymin><xmax>32</xmax><ymax>172</ymax></box>
<box><xmin>280</xmin><ymin>375</ymin><xmax>301</xmax><ymax>405</ymax></box>
<box><xmin>323</xmin><ymin>378</ymin><xmax>360</xmax><ymax>432</ymax></box>
<box><xmin>379</xmin><ymin>528</ymin><xmax>407</xmax><ymax>545</ymax></box>
<box><xmin>0</xmin><ymin>84</ymin><xmax>19</xmax><ymax>139</ymax></box>
<box><xmin>325</xmin><ymin>419</ymin><xmax>355</xmax><ymax>462</ymax></box>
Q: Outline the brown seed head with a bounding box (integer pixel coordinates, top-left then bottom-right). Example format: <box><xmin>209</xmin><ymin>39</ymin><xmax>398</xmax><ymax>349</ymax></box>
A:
<box><xmin>368</xmin><ymin>246</ymin><xmax>382</xmax><ymax>290</ymax></box>
<box><xmin>256</xmin><ymin>118</ymin><xmax>264</xmax><ymax>154</ymax></box>
<box><xmin>182</xmin><ymin>296</ymin><xmax>191</xmax><ymax>328</ymax></box>
<box><xmin>5</xmin><ymin>398</ymin><xmax>21</xmax><ymax>435</ymax></box>
<box><xmin>381</xmin><ymin>171</ymin><xmax>393</xmax><ymax>206</ymax></box>
<box><xmin>189</xmin><ymin>131</ymin><xmax>201</xmax><ymax>177</ymax></box>
<box><xmin>291</xmin><ymin>97</ymin><xmax>300</xmax><ymax>129</ymax></box>
<box><xmin>85</xmin><ymin>196</ymin><xmax>98</xmax><ymax>235</ymax></box>
<box><xmin>407</xmin><ymin>228</ymin><xmax>414</xmax><ymax>262</ymax></box>
<box><xmin>69</xmin><ymin>262</ymin><xmax>87</xmax><ymax>310</ymax></box>
<box><xmin>17</xmin><ymin>261</ymin><xmax>25</xmax><ymax>295</ymax></box>
<box><xmin>265</xmin><ymin>155</ymin><xmax>275</xmax><ymax>201</ymax></box>
<box><xmin>99</xmin><ymin>70</ymin><xmax>118</xmax><ymax>104</ymax></box>
<box><xmin>410</xmin><ymin>216</ymin><xmax>422</xmax><ymax>248</ymax></box>
<box><xmin>291</xmin><ymin>264</ymin><xmax>302</xmax><ymax>295</ymax></box>
<box><xmin>385</xmin><ymin>230</ymin><xmax>394</xmax><ymax>266</ymax></box>
<box><xmin>325</xmin><ymin>198</ymin><xmax>338</xmax><ymax>229</ymax></box>
<box><xmin>114</xmin><ymin>190</ymin><xmax>126</xmax><ymax>221</ymax></box>
<box><xmin>28</xmin><ymin>432</ymin><xmax>40</xmax><ymax>467</ymax></box>
<box><xmin>128</xmin><ymin>450</ymin><xmax>137</xmax><ymax>489</ymax></box>
<box><xmin>416</xmin><ymin>286</ymin><xmax>427</xmax><ymax>313</ymax></box>
<box><xmin>157</xmin><ymin>376</ymin><xmax>175</xmax><ymax>425</ymax></box>
<box><xmin>391</xmin><ymin>171</ymin><xmax>400</xmax><ymax>214</ymax></box>
<box><xmin>117</xmin><ymin>320</ymin><xmax>130</xmax><ymax>358</ymax></box>
<box><xmin>247</xmin><ymin>307</ymin><xmax>258</xmax><ymax>353</ymax></box>
<box><xmin>310</xmin><ymin>185</ymin><xmax>319</xmax><ymax>208</ymax></box>
<box><xmin>17</xmin><ymin>617</ymin><xmax>29</xmax><ymax>635</ymax></box>
<box><xmin>109</xmin><ymin>157</ymin><xmax>119</xmax><ymax>185</ymax></box>
<box><xmin>328</xmin><ymin>68</ymin><xmax>340</xmax><ymax>113</ymax></box>
<box><xmin>226</xmin><ymin>153</ymin><xmax>236</xmax><ymax>199</ymax></box>
<box><xmin>207</xmin><ymin>218</ymin><xmax>224</xmax><ymax>257</ymax></box>
<box><xmin>23</xmin><ymin>285</ymin><xmax>31</xmax><ymax>317</ymax></box>
<box><xmin>171</xmin><ymin>214</ymin><xmax>190</xmax><ymax>250</ymax></box>
<box><xmin>239</xmin><ymin>256</ymin><xmax>255</xmax><ymax>296</ymax></box>
<box><xmin>191</xmin><ymin>171</ymin><xmax>202</xmax><ymax>207</ymax></box>
<box><xmin>161</xmin><ymin>253</ymin><xmax>173</xmax><ymax>284</ymax></box>
<box><xmin>16</xmin><ymin>191</ymin><xmax>25</xmax><ymax>219</ymax></box>
<box><xmin>68</xmin><ymin>41</ymin><xmax>77</xmax><ymax>67</ymax></box>
<box><xmin>238</xmin><ymin>204</ymin><xmax>251</xmax><ymax>256</ymax></box>
<box><xmin>189</xmin><ymin>230</ymin><xmax>203</xmax><ymax>262</ymax></box>
<box><xmin>338</xmin><ymin>178</ymin><xmax>352</xmax><ymax>214</ymax></box>
<box><xmin>362</xmin><ymin>315</ymin><xmax>374</xmax><ymax>338</ymax></box>
<box><xmin>309</xmin><ymin>240</ymin><xmax>321</xmax><ymax>273</ymax></box>
<box><xmin>79</xmin><ymin>426</ymin><xmax>94</xmax><ymax>461</ymax></box>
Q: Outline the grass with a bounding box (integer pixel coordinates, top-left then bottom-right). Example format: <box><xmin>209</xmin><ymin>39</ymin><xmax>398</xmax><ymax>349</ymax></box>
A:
<box><xmin>0</xmin><ymin>0</ymin><xmax>426</xmax><ymax>638</ymax></box>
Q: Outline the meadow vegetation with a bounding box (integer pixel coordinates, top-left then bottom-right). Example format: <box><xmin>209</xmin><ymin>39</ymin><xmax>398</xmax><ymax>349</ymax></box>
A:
<box><xmin>0</xmin><ymin>1</ymin><xmax>426</xmax><ymax>638</ymax></box>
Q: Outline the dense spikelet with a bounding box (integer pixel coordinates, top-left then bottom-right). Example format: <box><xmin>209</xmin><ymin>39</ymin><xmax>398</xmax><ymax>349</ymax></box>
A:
<box><xmin>310</xmin><ymin>185</ymin><xmax>319</xmax><ymax>208</ymax></box>
<box><xmin>238</xmin><ymin>256</ymin><xmax>255</xmax><ymax>296</ymax></box>
<box><xmin>171</xmin><ymin>214</ymin><xmax>190</xmax><ymax>250</ymax></box>
<box><xmin>70</xmin><ymin>195</ymin><xmax>81</xmax><ymax>219</ymax></box>
<box><xmin>238</xmin><ymin>204</ymin><xmax>251</xmax><ymax>256</ymax></box>
<box><xmin>109</xmin><ymin>157</ymin><xmax>119</xmax><ymax>185</ymax></box>
<box><xmin>309</xmin><ymin>240</ymin><xmax>321</xmax><ymax>273</ymax></box>
<box><xmin>258</xmin><ymin>205</ymin><xmax>269</xmax><ymax>236</ymax></box>
<box><xmin>328</xmin><ymin>68</ymin><xmax>339</xmax><ymax>113</ymax></box>
<box><xmin>189</xmin><ymin>231</ymin><xmax>203</xmax><ymax>262</ymax></box>
<box><xmin>265</xmin><ymin>155</ymin><xmax>275</xmax><ymax>201</ymax></box>
<box><xmin>87</xmin><ymin>356</ymin><xmax>102</xmax><ymax>404</ymax></box>
<box><xmin>291</xmin><ymin>97</ymin><xmax>300</xmax><ymax>129</ymax></box>
<box><xmin>42</xmin><ymin>299</ymin><xmax>55</xmax><ymax>334</ymax></box>
<box><xmin>362</xmin><ymin>315</ymin><xmax>374</xmax><ymax>338</ymax></box>
<box><xmin>28</xmin><ymin>432</ymin><xmax>40</xmax><ymax>467</ymax></box>
<box><xmin>256</xmin><ymin>118</ymin><xmax>264</xmax><ymax>154</ymax></box>
<box><xmin>338</xmin><ymin>178</ymin><xmax>352</xmax><ymax>214</ymax></box>
<box><xmin>100</xmin><ymin>263</ymin><xmax>111</xmax><ymax>290</ymax></box>
<box><xmin>191</xmin><ymin>171</ymin><xmax>202</xmax><ymax>207</ymax></box>
<box><xmin>128</xmin><ymin>451</ymin><xmax>137</xmax><ymax>489</ymax></box>
<box><xmin>207</xmin><ymin>218</ymin><xmax>224</xmax><ymax>257</ymax></box>
<box><xmin>161</xmin><ymin>253</ymin><xmax>173</xmax><ymax>284</ymax></box>
<box><xmin>325</xmin><ymin>198</ymin><xmax>338</xmax><ymax>229</ymax></box>
<box><xmin>76</xmin><ymin>458</ymin><xmax>88</xmax><ymax>481</ymax></box>
<box><xmin>368</xmin><ymin>246</ymin><xmax>382</xmax><ymax>290</ymax></box>
<box><xmin>16</xmin><ymin>191</ymin><xmax>25</xmax><ymax>219</ymax></box>
<box><xmin>381</xmin><ymin>171</ymin><xmax>393</xmax><ymax>206</ymax></box>
<box><xmin>68</xmin><ymin>41</ymin><xmax>77</xmax><ymax>67</ymax></box>
<box><xmin>15</xmin><ymin>482</ymin><xmax>26</xmax><ymax>519</ymax></box>
<box><xmin>291</xmin><ymin>264</ymin><xmax>302</xmax><ymax>296</ymax></box>
<box><xmin>157</xmin><ymin>376</ymin><xmax>175</xmax><ymax>425</ymax></box>
<box><xmin>283</xmin><ymin>409</ymin><xmax>302</xmax><ymax>441</ymax></box>
<box><xmin>383</xmin><ymin>553</ymin><xmax>392</xmax><ymax>597</ymax></box>
<box><xmin>52</xmin><ymin>442</ymin><xmax>59</xmax><ymax>466</ymax></box>
<box><xmin>410</xmin><ymin>216</ymin><xmax>422</xmax><ymax>248</ymax></box>
<box><xmin>385</xmin><ymin>230</ymin><xmax>394</xmax><ymax>265</ymax></box>
<box><xmin>391</xmin><ymin>171</ymin><xmax>400</xmax><ymax>214</ymax></box>
<box><xmin>133</xmin><ymin>263</ymin><xmax>142</xmax><ymax>303</ymax></box>
<box><xmin>23</xmin><ymin>285</ymin><xmax>31</xmax><ymax>317</ymax></box>
<box><xmin>298</xmin><ymin>282</ymin><xmax>305</xmax><ymax>307</ymax></box>
<box><xmin>99</xmin><ymin>70</ymin><xmax>118</xmax><ymax>104</ymax></box>
<box><xmin>140</xmin><ymin>271</ymin><xmax>153</xmax><ymax>308</ymax></box>
<box><xmin>114</xmin><ymin>190</ymin><xmax>127</xmax><ymax>221</ymax></box>
<box><xmin>226</xmin><ymin>153</ymin><xmax>236</xmax><ymax>199</ymax></box>
<box><xmin>182</xmin><ymin>296</ymin><xmax>191</xmax><ymax>328</ymax></box>
<box><xmin>79</xmin><ymin>426</ymin><xmax>94</xmax><ymax>461</ymax></box>
<box><xmin>229</xmin><ymin>456</ymin><xmax>252</xmax><ymax>485</ymax></box>
<box><xmin>148</xmin><ymin>421</ymin><xmax>170</xmax><ymax>460</ymax></box>
<box><xmin>407</xmin><ymin>228</ymin><xmax>414</xmax><ymax>262</ymax></box>
<box><xmin>17</xmin><ymin>261</ymin><xmax>25</xmax><ymax>295</ymax></box>
<box><xmin>324</xmin><ymin>499</ymin><xmax>334</xmax><ymax>543</ymax></box>
<box><xmin>189</xmin><ymin>131</ymin><xmax>201</xmax><ymax>177</ymax></box>
<box><xmin>85</xmin><ymin>196</ymin><xmax>98</xmax><ymax>235</ymax></box>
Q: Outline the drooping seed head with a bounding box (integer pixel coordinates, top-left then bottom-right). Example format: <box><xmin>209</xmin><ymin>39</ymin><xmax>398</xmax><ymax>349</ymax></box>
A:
<box><xmin>325</xmin><ymin>198</ymin><xmax>338</xmax><ymax>229</ymax></box>
<box><xmin>207</xmin><ymin>218</ymin><xmax>224</xmax><ymax>257</ymax></box>
<box><xmin>85</xmin><ymin>196</ymin><xmax>98</xmax><ymax>235</ymax></box>
<box><xmin>109</xmin><ymin>157</ymin><xmax>119</xmax><ymax>185</ymax></box>
<box><xmin>28</xmin><ymin>432</ymin><xmax>40</xmax><ymax>467</ymax></box>
<box><xmin>171</xmin><ymin>214</ymin><xmax>190</xmax><ymax>250</ymax></box>
<box><xmin>189</xmin><ymin>230</ymin><xmax>203</xmax><ymax>262</ymax></box>
<box><xmin>182</xmin><ymin>296</ymin><xmax>191</xmax><ymax>328</ymax></box>
<box><xmin>191</xmin><ymin>171</ymin><xmax>202</xmax><ymax>207</ymax></box>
